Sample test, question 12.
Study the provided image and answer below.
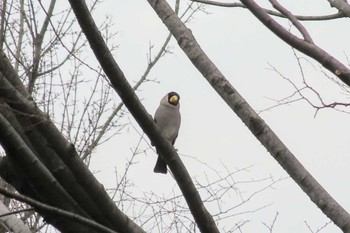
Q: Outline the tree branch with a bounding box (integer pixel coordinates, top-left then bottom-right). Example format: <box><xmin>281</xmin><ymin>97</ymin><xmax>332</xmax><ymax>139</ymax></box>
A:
<box><xmin>82</xmin><ymin>30</ymin><xmax>172</xmax><ymax>160</ymax></box>
<box><xmin>66</xmin><ymin>1</ymin><xmax>220</xmax><ymax>233</ymax></box>
<box><xmin>238</xmin><ymin>0</ymin><xmax>350</xmax><ymax>87</ymax></box>
<box><xmin>191</xmin><ymin>0</ymin><xmax>346</xmax><ymax>21</ymax></box>
<box><xmin>145</xmin><ymin>0</ymin><xmax>350</xmax><ymax>231</ymax></box>
<box><xmin>268</xmin><ymin>0</ymin><xmax>314</xmax><ymax>43</ymax></box>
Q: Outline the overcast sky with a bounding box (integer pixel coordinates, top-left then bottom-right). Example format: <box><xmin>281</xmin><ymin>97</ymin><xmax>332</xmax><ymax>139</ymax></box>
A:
<box><xmin>85</xmin><ymin>1</ymin><xmax>350</xmax><ymax>232</ymax></box>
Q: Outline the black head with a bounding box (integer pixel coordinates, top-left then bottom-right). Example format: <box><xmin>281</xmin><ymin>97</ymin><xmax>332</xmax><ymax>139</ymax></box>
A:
<box><xmin>167</xmin><ymin>92</ymin><xmax>180</xmax><ymax>106</ymax></box>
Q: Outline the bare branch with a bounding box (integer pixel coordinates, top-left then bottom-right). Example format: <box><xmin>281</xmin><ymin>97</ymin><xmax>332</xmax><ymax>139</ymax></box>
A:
<box><xmin>0</xmin><ymin>207</ymin><xmax>34</xmax><ymax>218</ymax></box>
<box><xmin>239</xmin><ymin>0</ymin><xmax>350</xmax><ymax>88</ymax></box>
<box><xmin>145</xmin><ymin>0</ymin><xmax>350</xmax><ymax>231</ymax></box>
<box><xmin>305</xmin><ymin>220</ymin><xmax>332</xmax><ymax>233</ymax></box>
<box><xmin>191</xmin><ymin>0</ymin><xmax>345</xmax><ymax>20</ymax></box>
<box><xmin>268</xmin><ymin>0</ymin><xmax>314</xmax><ymax>43</ymax></box>
<box><xmin>81</xmin><ymin>24</ymin><xmax>172</xmax><ymax>160</ymax></box>
<box><xmin>67</xmin><ymin>0</ymin><xmax>221</xmax><ymax>233</ymax></box>
<box><xmin>262</xmin><ymin>212</ymin><xmax>279</xmax><ymax>233</ymax></box>
<box><xmin>261</xmin><ymin>51</ymin><xmax>350</xmax><ymax>116</ymax></box>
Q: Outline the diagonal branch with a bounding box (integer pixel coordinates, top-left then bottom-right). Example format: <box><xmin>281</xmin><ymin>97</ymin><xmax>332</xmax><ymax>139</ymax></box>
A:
<box><xmin>66</xmin><ymin>1</ymin><xmax>220</xmax><ymax>233</ymax></box>
<box><xmin>81</xmin><ymin>31</ymin><xmax>172</xmax><ymax>161</ymax></box>
<box><xmin>145</xmin><ymin>0</ymin><xmax>350</xmax><ymax>232</ymax></box>
<box><xmin>238</xmin><ymin>0</ymin><xmax>350</xmax><ymax>87</ymax></box>
<box><xmin>268</xmin><ymin>0</ymin><xmax>313</xmax><ymax>43</ymax></box>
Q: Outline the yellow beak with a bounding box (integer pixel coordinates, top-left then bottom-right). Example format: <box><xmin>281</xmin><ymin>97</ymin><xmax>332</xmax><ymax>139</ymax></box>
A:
<box><xmin>169</xmin><ymin>95</ymin><xmax>179</xmax><ymax>104</ymax></box>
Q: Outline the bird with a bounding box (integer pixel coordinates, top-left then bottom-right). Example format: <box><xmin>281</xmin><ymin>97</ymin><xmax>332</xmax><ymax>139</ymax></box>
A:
<box><xmin>152</xmin><ymin>92</ymin><xmax>181</xmax><ymax>174</ymax></box>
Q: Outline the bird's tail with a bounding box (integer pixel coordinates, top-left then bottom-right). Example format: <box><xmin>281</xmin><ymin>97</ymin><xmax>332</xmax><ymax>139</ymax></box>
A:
<box><xmin>153</xmin><ymin>155</ymin><xmax>167</xmax><ymax>174</ymax></box>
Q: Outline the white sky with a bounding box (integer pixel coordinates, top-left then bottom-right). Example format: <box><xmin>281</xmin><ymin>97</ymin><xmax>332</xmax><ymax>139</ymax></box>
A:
<box><xmin>86</xmin><ymin>0</ymin><xmax>350</xmax><ymax>232</ymax></box>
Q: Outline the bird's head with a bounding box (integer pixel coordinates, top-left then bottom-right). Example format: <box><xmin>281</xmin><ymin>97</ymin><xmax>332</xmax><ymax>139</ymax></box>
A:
<box><xmin>167</xmin><ymin>92</ymin><xmax>180</xmax><ymax>106</ymax></box>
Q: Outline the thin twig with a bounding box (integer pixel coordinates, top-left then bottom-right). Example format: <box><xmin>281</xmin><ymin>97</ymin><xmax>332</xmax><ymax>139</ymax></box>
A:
<box><xmin>0</xmin><ymin>207</ymin><xmax>34</xmax><ymax>218</ymax></box>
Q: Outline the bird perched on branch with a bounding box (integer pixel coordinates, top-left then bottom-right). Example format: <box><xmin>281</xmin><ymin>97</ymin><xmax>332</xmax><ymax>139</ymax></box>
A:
<box><xmin>152</xmin><ymin>92</ymin><xmax>181</xmax><ymax>174</ymax></box>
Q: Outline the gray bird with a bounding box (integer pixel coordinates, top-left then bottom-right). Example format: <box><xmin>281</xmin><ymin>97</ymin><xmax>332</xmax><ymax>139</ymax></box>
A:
<box><xmin>152</xmin><ymin>92</ymin><xmax>181</xmax><ymax>174</ymax></box>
